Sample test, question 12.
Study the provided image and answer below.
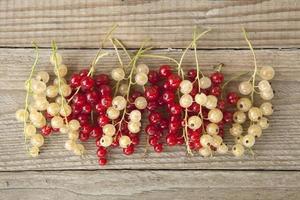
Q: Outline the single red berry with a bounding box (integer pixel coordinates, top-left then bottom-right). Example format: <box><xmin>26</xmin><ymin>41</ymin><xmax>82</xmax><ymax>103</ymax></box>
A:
<box><xmin>94</xmin><ymin>74</ymin><xmax>110</xmax><ymax>86</ymax></box>
<box><xmin>166</xmin><ymin>134</ymin><xmax>177</xmax><ymax>146</ymax></box>
<box><xmin>169</xmin><ymin>103</ymin><xmax>182</xmax><ymax>115</ymax></box>
<box><xmin>210</xmin><ymin>85</ymin><xmax>221</xmax><ymax>97</ymax></box>
<box><xmin>130</xmin><ymin>136</ymin><xmax>139</xmax><ymax>145</ymax></box>
<box><xmin>210</xmin><ymin>71</ymin><xmax>224</xmax><ymax>85</ymax></box>
<box><xmin>81</xmin><ymin>76</ymin><xmax>94</xmax><ymax>90</ymax></box>
<box><xmin>148</xmin><ymin>70</ymin><xmax>159</xmax><ymax>84</ymax></box>
<box><xmin>159</xmin><ymin>65</ymin><xmax>172</xmax><ymax>78</ymax></box>
<box><xmin>188</xmin><ymin>102</ymin><xmax>201</xmax><ymax>114</ymax></box>
<box><xmin>91</xmin><ymin>126</ymin><xmax>103</xmax><ymax>138</ymax></box>
<box><xmin>145</xmin><ymin>86</ymin><xmax>159</xmax><ymax>101</ymax></box>
<box><xmin>77</xmin><ymin>114</ymin><xmax>89</xmax><ymax>125</ymax></box>
<box><xmin>70</xmin><ymin>73</ymin><xmax>82</xmax><ymax>88</ymax></box>
<box><xmin>145</xmin><ymin>124</ymin><xmax>158</xmax><ymax>136</ymax></box>
<box><xmin>187</xmin><ymin>69</ymin><xmax>197</xmax><ymax>81</ymax></box>
<box><xmin>227</xmin><ymin>92</ymin><xmax>239</xmax><ymax>104</ymax></box>
<box><xmin>97</xmin><ymin>146</ymin><xmax>107</xmax><ymax>157</ymax></box>
<box><xmin>162</xmin><ymin>90</ymin><xmax>175</xmax><ymax>103</ymax></box>
<box><xmin>148</xmin><ymin>111</ymin><xmax>162</xmax><ymax>124</ymax></box>
<box><xmin>149</xmin><ymin>136</ymin><xmax>159</xmax><ymax>146</ymax></box>
<box><xmin>81</xmin><ymin>124</ymin><xmax>92</xmax><ymax>134</ymax></box>
<box><xmin>97</xmin><ymin>115</ymin><xmax>110</xmax><ymax>127</ymax></box>
<box><xmin>167</xmin><ymin>74</ymin><xmax>181</xmax><ymax>89</ymax></box>
<box><xmin>123</xmin><ymin>144</ymin><xmax>134</xmax><ymax>155</ymax></box>
<box><xmin>79</xmin><ymin>132</ymin><xmax>90</xmax><ymax>142</ymax></box>
<box><xmin>100</xmin><ymin>96</ymin><xmax>112</xmax><ymax>108</ymax></box>
<box><xmin>41</xmin><ymin>125</ymin><xmax>52</xmax><ymax>136</ymax></box>
<box><xmin>223</xmin><ymin>111</ymin><xmax>233</xmax><ymax>123</ymax></box>
<box><xmin>160</xmin><ymin>118</ymin><xmax>169</xmax><ymax>129</ymax></box>
<box><xmin>217</xmin><ymin>99</ymin><xmax>226</xmax><ymax>110</ymax></box>
<box><xmin>82</xmin><ymin>104</ymin><xmax>92</xmax><ymax>114</ymax></box>
<box><xmin>147</xmin><ymin>101</ymin><xmax>159</xmax><ymax>111</ymax></box>
<box><xmin>79</xmin><ymin>69</ymin><xmax>89</xmax><ymax>77</ymax></box>
<box><xmin>86</xmin><ymin>90</ymin><xmax>98</xmax><ymax>104</ymax></box>
<box><xmin>154</xmin><ymin>143</ymin><xmax>163</xmax><ymax>153</ymax></box>
<box><xmin>72</xmin><ymin>93</ymin><xmax>87</xmax><ymax>107</ymax></box>
<box><xmin>98</xmin><ymin>85</ymin><xmax>112</xmax><ymax>97</ymax></box>
<box><xmin>98</xmin><ymin>157</ymin><xmax>107</xmax><ymax>166</ymax></box>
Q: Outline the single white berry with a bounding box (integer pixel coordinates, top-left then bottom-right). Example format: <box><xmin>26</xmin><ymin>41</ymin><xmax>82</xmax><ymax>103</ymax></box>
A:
<box><xmin>103</xmin><ymin>124</ymin><xmax>116</xmax><ymax>136</ymax></box>
<box><xmin>112</xmin><ymin>96</ymin><xmax>127</xmax><ymax>111</ymax></box>
<box><xmin>119</xmin><ymin>135</ymin><xmax>132</xmax><ymax>148</ymax></box>
<box><xmin>242</xmin><ymin>134</ymin><xmax>255</xmax><ymax>148</ymax></box>
<box><xmin>134</xmin><ymin>96</ymin><xmax>147</xmax><ymax>110</ymax></box>
<box><xmin>179</xmin><ymin>94</ymin><xmax>193</xmax><ymax>108</ymax></box>
<box><xmin>238</xmin><ymin>81</ymin><xmax>253</xmax><ymax>95</ymax></box>
<box><xmin>232</xmin><ymin>143</ymin><xmax>245</xmax><ymax>157</ymax></box>
<box><xmin>187</xmin><ymin>116</ymin><xmax>202</xmax><ymax>130</ymax></box>
<box><xmin>199</xmin><ymin>76</ymin><xmax>211</xmax><ymax>89</ymax></box>
<box><xmin>208</xmin><ymin>108</ymin><xmax>223</xmax><ymax>123</ymax></box>
<box><xmin>129</xmin><ymin>110</ymin><xmax>142</xmax><ymax>122</ymax></box>
<box><xmin>135</xmin><ymin>72</ymin><xmax>148</xmax><ymax>86</ymax></box>
<box><xmin>195</xmin><ymin>93</ymin><xmax>207</xmax><ymax>105</ymax></box>
<box><xmin>259</xmin><ymin>66</ymin><xmax>275</xmax><ymax>80</ymax></box>
<box><xmin>106</xmin><ymin>107</ymin><xmax>120</xmax><ymax>120</ymax></box>
<box><xmin>136</xmin><ymin>63</ymin><xmax>149</xmax><ymax>74</ymax></box>
<box><xmin>180</xmin><ymin>80</ymin><xmax>193</xmax><ymax>94</ymax></box>
<box><xmin>111</xmin><ymin>68</ymin><xmax>125</xmax><ymax>81</ymax></box>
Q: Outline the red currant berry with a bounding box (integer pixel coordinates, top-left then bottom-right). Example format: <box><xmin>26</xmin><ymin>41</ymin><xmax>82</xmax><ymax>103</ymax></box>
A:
<box><xmin>91</xmin><ymin>126</ymin><xmax>103</xmax><ymax>138</ymax></box>
<box><xmin>148</xmin><ymin>111</ymin><xmax>162</xmax><ymax>124</ymax></box>
<box><xmin>160</xmin><ymin>118</ymin><xmax>169</xmax><ymax>129</ymax></box>
<box><xmin>100</xmin><ymin>96</ymin><xmax>112</xmax><ymax>108</ymax></box>
<box><xmin>130</xmin><ymin>136</ymin><xmax>139</xmax><ymax>145</ymax></box>
<box><xmin>167</xmin><ymin>74</ymin><xmax>181</xmax><ymax>89</ymax></box>
<box><xmin>97</xmin><ymin>146</ymin><xmax>107</xmax><ymax>157</ymax></box>
<box><xmin>79</xmin><ymin>69</ymin><xmax>89</xmax><ymax>77</ymax></box>
<box><xmin>79</xmin><ymin>132</ymin><xmax>90</xmax><ymax>142</ymax></box>
<box><xmin>210</xmin><ymin>71</ymin><xmax>224</xmax><ymax>85</ymax></box>
<box><xmin>223</xmin><ymin>111</ymin><xmax>233</xmax><ymax>123</ymax></box>
<box><xmin>145</xmin><ymin>86</ymin><xmax>159</xmax><ymax>101</ymax></box>
<box><xmin>210</xmin><ymin>85</ymin><xmax>221</xmax><ymax>97</ymax></box>
<box><xmin>159</xmin><ymin>65</ymin><xmax>172</xmax><ymax>78</ymax></box>
<box><xmin>147</xmin><ymin>101</ymin><xmax>158</xmax><ymax>111</ymax></box>
<box><xmin>77</xmin><ymin>114</ymin><xmax>89</xmax><ymax>125</ymax></box>
<box><xmin>94</xmin><ymin>74</ymin><xmax>110</xmax><ymax>86</ymax></box>
<box><xmin>148</xmin><ymin>70</ymin><xmax>159</xmax><ymax>84</ymax></box>
<box><xmin>149</xmin><ymin>136</ymin><xmax>159</xmax><ymax>146</ymax></box>
<box><xmin>123</xmin><ymin>144</ymin><xmax>135</xmax><ymax>155</ymax></box>
<box><xmin>98</xmin><ymin>85</ymin><xmax>112</xmax><ymax>97</ymax></box>
<box><xmin>72</xmin><ymin>93</ymin><xmax>86</xmax><ymax>107</ymax></box>
<box><xmin>166</xmin><ymin>134</ymin><xmax>177</xmax><ymax>146</ymax></box>
<box><xmin>145</xmin><ymin>124</ymin><xmax>158</xmax><ymax>136</ymax></box>
<box><xmin>70</xmin><ymin>74</ymin><xmax>82</xmax><ymax>88</ymax></box>
<box><xmin>82</xmin><ymin>104</ymin><xmax>92</xmax><ymax>114</ymax></box>
<box><xmin>98</xmin><ymin>157</ymin><xmax>107</xmax><ymax>166</ymax></box>
<box><xmin>189</xmin><ymin>102</ymin><xmax>201</xmax><ymax>114</ymax></box>
<box><xmin>97</xmin><ymin>115</ymin><xmax>110</xmax><ymax>127</ymax></box>
<box><xmin>81</xmin><ymin>76</ymin><xmax>94</xmax><ymax>90</ymax></box>
<box><xmin>154</xmin><ymin>143</ymin><xmax>163</xmax><ymax>153</ymax></box>
<box><xmin>227</xmin><ymin>92</ymin><xmax>239</xmax><ymax>104</ymax></box>
<box><xmin>41</xmin><ymin>125</ymin><xmax>52</xmax><ymax>136</ymax></box>
<box><xmin>217</xmin><ymin>99</ymin><xmax>226</xmax><ymax>110</ymax></box>
<box><xmin>86</xmin><ymin>90</ymin><xmax>98</xmax><ymax>104</ymax></box>
<box><xmin>187</xmin><ymin>69</ymin><xmax>197</xmax><ymax>81</ymax></box>
<box><xmin>162</xmin><ymin>90</ymin><xmax>175</xmax><ymax>103</ymax></box>
<box><xmin>169</xmin><ymin>103</ymin><xmax>182</xmax><ymax>115</ymax></box>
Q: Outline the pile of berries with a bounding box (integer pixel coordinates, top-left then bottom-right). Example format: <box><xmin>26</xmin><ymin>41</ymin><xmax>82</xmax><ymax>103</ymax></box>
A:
<box><xmin>15</xmin><ymin>29</ymin><xmax>276</xmax><ymax>165</ymax></box>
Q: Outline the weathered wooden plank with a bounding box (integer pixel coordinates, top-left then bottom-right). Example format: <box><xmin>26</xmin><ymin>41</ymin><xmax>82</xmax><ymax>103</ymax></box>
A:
<box><xmin>0</xmin><ymin>0</ymin><xmax>300</xmax><ymax>48</ymax></box>
<box><xmin>0</xmin><ymin>170</ymin><xmax>299</xmax><ymax>200</ymax></box>
<box><xmin>0</xmin><ymin>48</ymin><xmax>299</xmax><ymax>170</ymax></box>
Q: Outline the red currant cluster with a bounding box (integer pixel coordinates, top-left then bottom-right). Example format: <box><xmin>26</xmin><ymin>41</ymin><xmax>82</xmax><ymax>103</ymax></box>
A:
<box><xmin>15</xmin><ymin>28</ymin><xmax>276</xmax><ymax>165</ymax></box>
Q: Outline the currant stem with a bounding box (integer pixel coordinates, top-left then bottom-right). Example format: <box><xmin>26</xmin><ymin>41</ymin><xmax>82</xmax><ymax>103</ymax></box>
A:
<box><xmin>184</xmin><ymin>108</ymin><xmax>193</xmax><ymax>156</ymax></box>
<box><xmin>242</xmin><ymin>27</ymin><xmax>258</xmax><ymax>102</ymax></box>
<box><xmin>23</xmin><ymin>42</ymin><xmax>39</xmax><ymax>146</ymax></box>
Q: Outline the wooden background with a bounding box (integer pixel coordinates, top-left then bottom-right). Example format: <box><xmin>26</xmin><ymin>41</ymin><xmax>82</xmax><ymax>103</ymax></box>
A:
<box><xmin>1</xmin><ymin>0</ymin><xmax>300</xmax><ymax>199</ymax></box>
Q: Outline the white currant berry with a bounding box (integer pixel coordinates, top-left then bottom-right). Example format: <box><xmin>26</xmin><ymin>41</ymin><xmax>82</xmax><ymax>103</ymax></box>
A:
<box><xmin>135</xmin><ymin>72</ymin><xmax>148</xmax><ymax>86</ymax></box>
<box><xmin>200</xmin><ymin>134</ymin><xmax>213</xmax><ymax>148</ymax></box>
<box><xmin>259</xmin><ymin>66</ymin><xmax>275</xmax><ymax>80</ymax></box>
<box><xmin>24</xmin><ymin>124</ymin><xmax>36</xmax><ymax>138</ymax></box>
<box><xmin>36</xmin><ymin>71</ymin><xmax>50</xmax><ymax>83</ymax></box>
<box><xmin>54</xmin><ymin>64</ymin><xmax>68</xmax><ymax>77</ymax></box>
<box><xmin>204</xmin><ymin>95</ymin><xmax>217</xmax><ymax>109</ymax></box>
<box><xmin>29</xmin><ymin>111</ymin><xmax>43</xmax><ymax>123</ymax></box>
<box><xmin>187</xmin><ymin>115</ymin><xmax>202</xmax><ymax>130</ymax></box>
<box><xmin>199</xmin><ymin>147</ymin><xmax>212</xmax><ymax>157</ymax></box>
<box><xmin>30</xmin><ymin>134</ymin><xmax>44</xmax><ymax>147</ymax></box>
<box><xmin>248</xmin><ymin>124</ymin><xmax>262</xmax><ymax>138</ymax></box>
<box><xmin>248</xmin><ymin>107</ymin><xmax>263</xmax><ymax>122</ymax></box>
<box><xmin>50</xmin><ymin>52</ymin><xmax>62</xmax><ymax>66</ymax></box>
<box><xmin>129</xmin><ymin>110</ymin><xmax>142</xmax><ymax>122</ymax></box>
<box><xmin>69</xmin><ymin>119</ymin><xmax>80</xmax><ymax>131</ymax></box>
<box><xmin>73</xmin><ymin>143</ymin><xmax>85</xmax><ymax>156</ymax></box>
<box><xmin>199</xmin><ymin>76</ymin><xmax>211</xmax><ymax>89</ymax></box>
<box><xmin>60</xmin><ymin>125</ymin><xmax>69</xmax><ymax>134</ymax></box>
<box><xmin>106</xmin><ymin>107</ymin><xmax>120</xmax><ymax>120</ymax></box>
<box><xmin>119</xmin><ymin>83</ymin><xmax>129</xmax><ymax>95</ymax></box>
<box><xmin>217</xmin><ymin>143</ymin><xmax>228</xmax><ymax>154</ymax></box>
<box><xmin>234</xmin><ymin>135</ymin><xmax>243</xmax><ymax>144</ymax></box>
<box><xmin>128</xmin><ymin>121</ymin><xmax>141</xmax><ymax>134</ymax></box>
<box><xmin>100</xmin><ymin>135</ymin><xmax>113</xmax><ymax>147</ymax></box>
<box><xmin>179</xmin><ymin>94</ymin><xmax>193</xmax><ymax>108</ymax></box>
<box><xmin>260</xmin><ymin>102</ymin><xmax>273</xmax><ymax>116</ymax></box>
<box><xmin>229</xmin><ymin>123</ymin><xmax>243</xmax><ymax>137</ymax></box>
<box><xmin>65</xmin><ymin>140</ymin><xmax>76</xmax><ymax>151</ymax></box>
<box><xmin>119</xmin><ymin>135</ymin><xmax>132</xmax><ymax>148</ymax></box>
<box><xmin>242</xmin><ymin>134</ymin><xmax>255</xmax><ymax>148</ymax></box>
<box><xmin>103</xmin><ymin>124</ymin><xmax>116</xmax><ymax>136</ymax></box>
<box><xmin>180</xmin><ymin>80</ymin><xmax>193</xmax><ymax>94</ymax></box>
<box><xmin>260</xmin><ymin>90</ymin><xmax>274</xmax><ymax>100</ymax></box>
<box><xmin>47</xmin><ymin>102</ymin><xmax>60</xmax><ymax>116</ymax></box>
<box><xmin>51</xmin><ymin>116</ymin><xmax>64</xmax><ymax>129</ymax></box>
<box><xmin>59</xmin><ymin>104</ymin><xmax>72</xmax><ymax>117</ymax></box>
<box><xmin>236</xmin><ymin>98</ymin><xmax>252</xmax><ymax>112</ymax></box>
<box><xmin>238</xmin><ymin>81</ymin><xmax>253</xmax><ymax>95</ymax></box>
<box><xmin>212</xmin><ymin>135</ymin><xmax>223</xmax><ymax>147</ymax></box>
<box><xmin>53</xmin><ymin>77</ymin><xmax>67</xmax><ymax>86</ymax></box>
<box><xmin>35</xmin><ymin>98</ymin><xmax>49</xmax><ymax>111</ymax></box>
<box><xmin>232</xmin><ymin>143</ymin><xmax>245</xmax><ymax>157</ymax></box>
<box><xmin>46</xmin><ymin>85</ymin><xmax>59</xmax><ymax>98</ymax></box>
<box><xmin>111</xmin><ymin>68</ymin><xmax>125</xmax><ymax>81</ymax></box>
<box><xmin>60</xmin><ymin>84</ymin><xmax>72</xmax><ymax>97</ymax></box>
<box><xmin>258</xmin><ymin>80</ymin><xmax>271</xmax><ymax>92</ymax></box>
<box><xmin>68</xmin><ymin>131</ymin><xmax>79</xmax><ymax>140</ymax></box>
<box><xmin>206</xmin><ymin>123</ymin><xmax>219</xmax><ymax>135</ymax></box>
<box><xmin>208</xmin><ymin>108</ymin><xmax>223</xmax><ymax>123</ymax></box>
<box><xmin>258</xmin><ymin>117</ymin><xmax>269</xmax><ymax>129</ymax></box>
<box><xmin>233</xmin><ymin>111</ymin><xmax>246</xmax><ymax>124</ymax></box>
<box><xmin>134</xmin><ymin>96</ymin><xmax>147</xmax><ymax>110</ymax></box>
<box><xmin>55</xmin><ymin>96</ymin><xmax>63</xmax><ymax>105</ymax></box>
<box><xmin>16</xmin><ymin>109</ymin><xmax>29</xmax><ymax>122</ymax></box>
<box><xmin>195</xmin><ymin>93</ymin><xmax>207</xmax><ymax>105</ymax></box>
<box><xmin>32</xmin><ymin>117</ymin><xmax>46</xmax><ymax>128</ymax></box>
<box><xmin>136</xmin><ymin>63</ymin><xmax>149</xmax><ymax>74</ymax></box>
<box><xmin>32</xmin><ymin>80</ymin><xmax>47</xmax><ymax>94</ymax></box>
<box><xmin>112</xmin><ymin>96</ymin><xmax>127</xmax><ymax>111</ymax></box>
<box><xmin>29</xmin><ymin>146</ymin><xmax>40</xmax><ymax>157</ymax></box>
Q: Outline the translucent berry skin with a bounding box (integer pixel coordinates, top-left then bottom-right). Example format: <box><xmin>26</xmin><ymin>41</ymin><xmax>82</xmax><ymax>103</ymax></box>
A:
<box><xmin>187</xmin><ymin>69</ymin><xmax>197</xmax><ymax>81</ymax></box>
<box><xmin>81</xmin><ymin>76</ymin><xmax>94</xmax><ymax>90</ymax></box>
<box><xmin>169</xmin><ymin>103</ymin><xmax>182</xmax><ymax>115</ymax></box>
<box><xmin>41</xmin><ymin>125</ymin><xmax>52</xmax><ymax>136</ymax></box>
<box><xmin>94</xmin><ymin>74</ymin><xmax>110</xmax><ymax>86</ymax></box>
<box><xmin>123</xmin><ymin>144</ymin><xmax>134</xmax><ymax>155</ymax></box>
<box><xmin>227</xmin><ymin>92</ymin><xmax>239</xmax><ymax>105</ymax></box>
<box><xmin>98</xmin><ymin>157</ymin><xmax>107</xmax><ymax>166</ymax></box>
<box><xmin>166</xmin><ymin>134</ymin><xmax>177</xmax><ymax>146</ymax></box>
<box><xmin>167</xmin><ymin>74</ymin><xmax>182</xmax><ymax>89</ymax></box>
<box><xmin>148</xmin><ymin>111</ymin><xmax>162</xmax><ymax>124</ymax></box>
<box><xmin>210</xmin><ymin>86</ymin><xmax>221</xmax><ymax>97</ymax></box>
<box><xmin>79</xmin><ymin>69</ymin><xmax>89</xmax><ymax>77</ymax></box>
<box><xmin>86</xmin><ymin>91</ymin><xmax>98</xmax><ymax>104</ymax></box>
<box><xmin>162</xmin><ymin>90</ymin><xmax>175</xmax><ymax>103</ymax></box>
<box><xmin>145</xmin><ymin>86</ymin><xmax>159</xmax><ymax>101</ymax></box>
<box><xmin>70</xmin><ymin>74</ymin><xmax>82</xmax><ymax>88</ymax></box>
<box><xmin>210</xmin><ymin>71</ymin><xmax>224</xmax><ymax>85</ymax></box>
<box><xmin>148</xmin><ymin>70</ymin><xmax>159</xmax><ymax>84</ymax></box>
<box><xmin>97</xmin><ymin>115</ymin><xmax>110</xmax><ymax>127</ymax></box>
<box><xmin>154</xmin><ymin>143</ymin><xmax>163</xmax><ymax>153</ymax></box>
<box><xmin>223</xmin><ymin>111</ymin><xmax>233</xmax><ymax>123</ymax></box>
<box><xmin>97</xmin><ymin>146</ymin><xmax>107</xmax><ymax>157</ymax></box>
<box><xmin>159</xmin><ymin>65</ymin><xmax>172</xmax><ymax>78</ymax></box>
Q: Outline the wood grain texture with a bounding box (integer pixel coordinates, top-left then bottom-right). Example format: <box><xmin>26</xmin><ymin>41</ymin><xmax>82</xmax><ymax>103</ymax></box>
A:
<box><xmin>0</xmin><ymin>170</ymin><xmax>299</xmax><ymax>200</ymax></box>
<box><xmin>0</xmin><ymin>0</ymin><xmax>300</xmax><ymax>48</ymax></box>
<box><xmin>0</xmin><ymin>48</ymin><xmax>299</xmax><ymax>171</ymax></box>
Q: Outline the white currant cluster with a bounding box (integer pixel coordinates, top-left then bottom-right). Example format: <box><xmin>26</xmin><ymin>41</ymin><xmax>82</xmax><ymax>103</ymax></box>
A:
<box><xmin>231</xmin><ymin>66</ymin><xmax>275</xmax><ymax>157</ymax></box>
